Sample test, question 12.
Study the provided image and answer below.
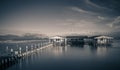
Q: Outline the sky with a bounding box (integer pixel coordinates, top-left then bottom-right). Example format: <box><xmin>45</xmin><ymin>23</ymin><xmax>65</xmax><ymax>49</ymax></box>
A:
<box><xmin>0</xmin><ymin>0</ymin><xmax>120</xmax><ymax>36</ymax></box>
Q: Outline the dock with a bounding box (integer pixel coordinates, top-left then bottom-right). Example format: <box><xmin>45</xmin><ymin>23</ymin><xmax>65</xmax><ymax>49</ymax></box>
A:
<box><xmin>0</xmin><ymin>40</ymin><xmax>52</xmax><ymax>70</ymax></box>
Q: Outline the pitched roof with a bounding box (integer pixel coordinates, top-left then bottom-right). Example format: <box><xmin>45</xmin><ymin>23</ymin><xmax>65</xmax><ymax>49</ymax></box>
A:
<box><xmin>95</xmin><ymin>36</ymin><xmax>113</xmax><ymax>39</ymax></box>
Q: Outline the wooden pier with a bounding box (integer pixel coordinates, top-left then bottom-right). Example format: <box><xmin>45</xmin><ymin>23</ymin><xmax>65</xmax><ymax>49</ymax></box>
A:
<box><xmin>0</xmin><ymin>40</ymin><xmax>52</xmax><ymax>70</ymax></box>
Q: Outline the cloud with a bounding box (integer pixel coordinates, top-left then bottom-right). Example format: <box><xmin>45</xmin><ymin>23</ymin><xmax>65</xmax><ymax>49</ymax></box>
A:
<box><xmin>71</xmin><ymin>7</ymin><xmax>89</xmax><ymax>13</ymax></box>
<box><xmin>107</xmin><ymin>16</ymin><xmax>120</xmax><ymax>28</ymax></box>
<box><xmin>97</xmin><ymin>16</ymin><xmax>105</xmax><ymax>20</ymax></box>
<box><xmin>70</xmin><ymin>6</ymin><xmax>98</xmax><ymax>15</ymax></box>
<box><xmin>84</xmin><ymin>0</ymin><xmax>114</xmax><ymax>16</ymax></box>
<box><xmin>59</xmin><ymin>18</ymin><xmax>97</xmax><ymax>28</ymax></box>
<box><xmin>85</xmin><ymin>0</ymin><xmax>110</xmax><ymax>10</ymax></box>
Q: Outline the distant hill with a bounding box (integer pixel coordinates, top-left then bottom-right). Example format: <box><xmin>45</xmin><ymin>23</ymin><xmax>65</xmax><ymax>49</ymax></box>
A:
<box><xmin>0</xmin><ymin>33</ymin><xmax>49</xmax><ymax>41</ymax></box>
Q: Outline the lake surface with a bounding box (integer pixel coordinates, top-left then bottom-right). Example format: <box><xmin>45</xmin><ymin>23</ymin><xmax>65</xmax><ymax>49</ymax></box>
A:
<box><xmin>1</xmin><ymin>40</ymin><xmax>120</xmax><ymax>70</ymax></box>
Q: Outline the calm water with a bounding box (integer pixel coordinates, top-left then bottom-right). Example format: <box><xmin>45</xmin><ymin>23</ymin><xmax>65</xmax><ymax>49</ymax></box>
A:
<box><xmin>2</xmin><ymin>40</ymin><xmax>120</xmax><ymax>70</ymax></box>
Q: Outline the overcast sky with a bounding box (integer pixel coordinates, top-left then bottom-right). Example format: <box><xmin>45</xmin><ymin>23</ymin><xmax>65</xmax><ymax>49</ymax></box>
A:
<box><xmin>0</xmin><ymin>0</ymin><xmax>120</xmax><ymax>36</ymax></box>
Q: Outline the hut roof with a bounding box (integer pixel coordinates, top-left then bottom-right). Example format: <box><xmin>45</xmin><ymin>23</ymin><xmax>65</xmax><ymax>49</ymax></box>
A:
<box><xmin>50</xmin><ymin>36</ymin><xmax>64</xmax><ymax>39</ymax></box>
<box><xmin>95</xmin><ymin>36</ymin><xmax>113</xmax><ymax>39</ymax></box>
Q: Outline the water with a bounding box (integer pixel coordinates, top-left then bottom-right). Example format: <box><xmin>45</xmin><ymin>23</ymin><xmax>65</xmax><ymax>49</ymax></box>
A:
<box><xmin>1</xmin><ymin>40</ymin><xmax>120</xmax><ymax>70</ymax></box>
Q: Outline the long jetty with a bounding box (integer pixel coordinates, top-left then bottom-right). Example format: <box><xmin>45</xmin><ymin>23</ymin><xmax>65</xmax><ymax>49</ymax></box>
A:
<box><xmin>0</xmin><ymin>40</ymin><xmax>52</xmax><ymax>70</ymax></box>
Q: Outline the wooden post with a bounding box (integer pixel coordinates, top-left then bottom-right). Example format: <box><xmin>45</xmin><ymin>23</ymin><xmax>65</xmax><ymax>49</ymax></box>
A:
<box><xmin>19</xmin><ymin>47</ymin><xmax>21</xmax><ymax>57</ymax></box>
<box><xmin>10</xmin><ymin>48</ymin><xmax>14</xmax><ymax>56</ymax></box>
<box><xmin>26</xmin><ymin>46</ymin><xmax>28</xmax><ymax>52</ymax></box>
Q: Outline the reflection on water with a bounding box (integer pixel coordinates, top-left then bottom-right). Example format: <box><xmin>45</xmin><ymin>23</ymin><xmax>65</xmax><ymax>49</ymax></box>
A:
<box><xmin>52</xmin><ymin>46</ymin><xmax>67</xmax><ymax>56</ymax></box>
<box><xmin>97</xmin><ymin>46</ymin><xmax>107</xmax><ymax>56</ymax></box>
<box><xmin>3</xmin><ymin>41</ymin><xmax>120</xmax><ymax>70</ymax></box>
<box><xmin>67</xmin><ymin>44</ymin><xmax>111</xmax><ymax>57</ymax></box>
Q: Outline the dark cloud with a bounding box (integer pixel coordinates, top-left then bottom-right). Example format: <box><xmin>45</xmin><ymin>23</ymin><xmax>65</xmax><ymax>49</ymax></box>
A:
<box><xmin>90</xmin><ymin>0</ymin><xmax>120</xmax><ymax>12</ymax></box>
<box><xmin>0</xmin><ymin>0</ymin><xmax>120</xmax><ymax>35</ymax></box>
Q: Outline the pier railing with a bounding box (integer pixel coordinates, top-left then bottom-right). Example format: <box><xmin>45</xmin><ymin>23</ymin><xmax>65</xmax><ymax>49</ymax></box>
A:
<box><xmin>0</xmin><ymin>39</ymin><xmax>52</xmax><ymax>70</ymax></box>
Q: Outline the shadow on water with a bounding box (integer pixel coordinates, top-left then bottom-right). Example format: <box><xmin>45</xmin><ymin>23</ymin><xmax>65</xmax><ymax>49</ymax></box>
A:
<box><xmin>68</xmin><ymin>43</ymin><xmax>84</xmax><ymax>48</ymax></box>
<box><xmin>62</xmin><ymin>42</ymin><xmax>113</xmax><ymax>57</ymax></box>
<box><xmin>67</xmin><ymin>42</ymin><xmax>112</xmax><ymax>48</ymax></box>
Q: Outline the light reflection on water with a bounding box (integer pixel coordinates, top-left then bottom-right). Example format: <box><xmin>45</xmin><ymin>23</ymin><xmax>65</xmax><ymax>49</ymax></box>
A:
<box><xmin>4</xmin><ymin>41</ymin><xmax>120</xmax><ymax>70</ymax></box>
